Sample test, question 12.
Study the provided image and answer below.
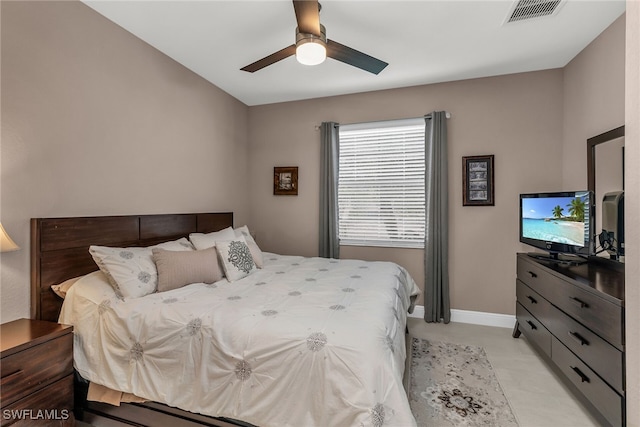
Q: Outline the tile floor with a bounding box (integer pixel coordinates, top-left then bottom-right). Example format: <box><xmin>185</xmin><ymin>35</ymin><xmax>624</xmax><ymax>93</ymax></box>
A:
<box><xmin>407</xmin><ymin>317</ymin><xmax>602</xmax><ymax>427</ymax></box>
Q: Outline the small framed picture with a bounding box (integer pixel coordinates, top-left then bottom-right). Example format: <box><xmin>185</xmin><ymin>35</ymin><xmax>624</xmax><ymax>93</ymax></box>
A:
<box><xmin>274</xmin><ymin>166</ymin><xmax>298</xmax><ymax>195</ymax></box>
<box><xmin>462</xmin><ymin>155</ymin><xmax>494</xmax><ymax>206</ymax></box>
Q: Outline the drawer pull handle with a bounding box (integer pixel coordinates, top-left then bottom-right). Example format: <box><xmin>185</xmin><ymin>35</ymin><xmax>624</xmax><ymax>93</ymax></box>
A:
<box><xmin>569</xmin><ymin>297</ymin><xmax>589</xmax><ymax>309</ymax></box>
<box><xmin>526</xmin><ymin>295</ymin><xmax>538</xmax><ymax>304</ymax></box>
<box><xmin>0</xmin><ymin>369</ymin><xmax>24</xmax><ymax>386</ymax></box>
<box><xmin>527</xmin><ymin>271</ymin><xmax>538</xmax><ymax>278</ymax></box>
<box><xmin>569</xmin><ymin>331</ymin><xmax>589</xmax><ymax>346</ymax></box>
<box><xmin>526</xmin><ymin>320</ymin><xmax>537</xmax><ymax>330</ymax></box>
<box><xmin>571</xmin><ymin>366</ymin><xmax>590</xmax><ymax>383</ymax></box>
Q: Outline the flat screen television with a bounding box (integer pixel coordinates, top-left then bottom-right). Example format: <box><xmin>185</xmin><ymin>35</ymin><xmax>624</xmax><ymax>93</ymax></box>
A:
<box><xmin>519</xmin><ymin>191</ymin><xmax>593</xmax><ymax>263</ymax></box>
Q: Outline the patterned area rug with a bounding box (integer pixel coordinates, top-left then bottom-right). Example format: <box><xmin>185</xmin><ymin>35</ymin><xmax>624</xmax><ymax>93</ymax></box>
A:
<box><xmin>409</xmin><ymin>337</ymin><xmax>519</xmax><ymax>426</ymax></box>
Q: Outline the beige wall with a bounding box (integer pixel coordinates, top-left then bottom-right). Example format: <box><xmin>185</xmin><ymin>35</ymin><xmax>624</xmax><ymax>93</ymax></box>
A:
<box><xmin>248</xmin><ymin>70</ymin><xmax>565</xmax><ymax>310</ymax></box>
<box><xmin>562</xmin><ymin>15</ymin><xmax>626</xmax><ymax>190</ymax></box>
<box><xmin>624</xmin><ymin>1</ymin><xmax>639</xmax><ymax>424</ymax></box>
<box><xmin>562</xmin><ymin>15</ymin><xmax>626</xmax><ymax>256</ymax></box>
<box><xmin>0</xmin><ymin>1</ymin><xmax>250</xmax><ymax>322</ymax></box>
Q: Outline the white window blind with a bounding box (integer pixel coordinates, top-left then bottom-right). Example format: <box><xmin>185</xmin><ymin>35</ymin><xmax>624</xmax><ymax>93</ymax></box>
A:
<box><xmin>338</xmin><ymin>118</ymin><xmax>425</xmax><ymax>248</ymax></box>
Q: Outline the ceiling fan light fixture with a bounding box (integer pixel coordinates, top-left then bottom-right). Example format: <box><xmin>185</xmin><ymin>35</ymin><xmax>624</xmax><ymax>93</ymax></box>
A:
<box><xmin>241</xmin><ymin>3</ymin><xmax>387</xmax><ymax>74</ymax></box>
<box><xmin>295</xmin><ymin>24</ymin><xmax>327</xmax><ymax>66</ymax></box>
<box><xmin>296</xmin><ymin>39</ymin><xmax>326</xmax><ymax>65</ymax></box>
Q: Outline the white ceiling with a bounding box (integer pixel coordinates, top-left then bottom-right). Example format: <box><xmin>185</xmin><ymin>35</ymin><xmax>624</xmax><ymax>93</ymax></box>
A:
<box><xmin>83</xmin><ymin>0</ymin><xmax>625</xmax><ymax>106</ymax></box>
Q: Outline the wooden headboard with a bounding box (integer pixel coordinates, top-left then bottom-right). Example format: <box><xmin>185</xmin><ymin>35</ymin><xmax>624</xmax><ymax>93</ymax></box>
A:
<box><xmin>31</xmin><ymin>212</ymin><xmax>234</xmax><ymax>322</ymax></box>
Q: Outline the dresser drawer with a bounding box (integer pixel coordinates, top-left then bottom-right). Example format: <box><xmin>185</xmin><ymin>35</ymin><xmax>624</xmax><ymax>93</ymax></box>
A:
<box><xmin>1</xmin><ymin>333</ymin><xmax>73</xmax><ymax>407</ymax></box>
<box><xmin>517</xmin><ymin>256</ymin><xmax>623</xmax><ymax>347</ymax></box>
<box><xmin>516</xmin><ymin>279</ymin><xmax>553</xmax><ymax>328</ymax></box>
<box><xmin>516</xmin><ymin>302</ymin><xmax>551</xmax><ymax>357</ymax></box>
<box><xmin>551</xmin><ymin>337</ymin><xmax>623</xmax><ymax>427</ymax></box>
<box><xmin>1</xmin><ymin>374</ymin><xmax>74</xmax><ymax>426</ymax></box>
<box><xmin>551</xmin><ymin>284</ymin><xmax>622</xmax><ymax>348</ymax></box>
<box><xmin>548</xmin><ymin>305</ymin><xmax>624</xmax><ymax>394</ymax></box>
<box><xmin>517</xmin><ymin>255</ymin><xmax>560</xmax><ymax>294</ymax></box>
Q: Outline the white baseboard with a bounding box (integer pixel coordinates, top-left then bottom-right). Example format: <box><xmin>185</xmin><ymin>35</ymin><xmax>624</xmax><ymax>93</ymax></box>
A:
<box><xmin>409</xmin><ymin>305</ymin><xmax>516</xmax><ymax>329</ymax></box>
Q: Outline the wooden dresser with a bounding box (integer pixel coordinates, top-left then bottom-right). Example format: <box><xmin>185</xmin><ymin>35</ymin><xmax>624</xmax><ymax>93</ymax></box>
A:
<box><xmin>0</xmin><ymin>319</ymin><xmax>74</xmax><ymax>426</ymax></box>
<box><xmin>513</xmin><ymin>253</ymin><xmax>625</xmax><ymax>426</ymax></box>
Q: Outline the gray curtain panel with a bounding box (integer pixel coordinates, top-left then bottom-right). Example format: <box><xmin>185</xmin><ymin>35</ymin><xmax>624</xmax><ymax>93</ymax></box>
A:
<box><xmin>319</xmin><ymin>122</ymin><xmax>340</xmax><ymax>259</ymax></box>
<box><xmin>424</xmin><ymin>111</ymin><xmax>450</xmax><ymax>323</ymax></box>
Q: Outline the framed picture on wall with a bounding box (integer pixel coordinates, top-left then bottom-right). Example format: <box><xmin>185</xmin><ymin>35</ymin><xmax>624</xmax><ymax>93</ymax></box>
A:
<box><xmin>462</xmin><ymin>155</ymin><xmax>494</xmax><ymax>206</ymax></box>
<box><xmin>274</xmin><ymin>166</ymin><xmax>298</xmax><ymax>195</ymax></box>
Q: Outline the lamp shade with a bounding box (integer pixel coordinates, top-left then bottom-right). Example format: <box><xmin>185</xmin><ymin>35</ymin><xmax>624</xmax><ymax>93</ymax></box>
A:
<box><xmin>0</xmin><ymin>223</ymin><xmax>20</xmax><ymax>252</ymax></box>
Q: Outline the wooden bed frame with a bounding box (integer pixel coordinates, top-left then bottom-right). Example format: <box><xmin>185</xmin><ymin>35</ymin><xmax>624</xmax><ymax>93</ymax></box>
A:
<box><xmin>31</xmin><ymin>212</ymin><xmax>233</xmax><ymax>322</ymax></box>
<box><xmin>31</xmin><ymin>212</ymin><xmax>254</xmax><ymax>426</ymax></box>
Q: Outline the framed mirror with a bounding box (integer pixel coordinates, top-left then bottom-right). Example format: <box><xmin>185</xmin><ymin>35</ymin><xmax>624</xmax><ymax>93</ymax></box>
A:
<box><xmin>587</xmin><ymin>125</ymin><xmax>625</xmax><ymax>260</ymax></box>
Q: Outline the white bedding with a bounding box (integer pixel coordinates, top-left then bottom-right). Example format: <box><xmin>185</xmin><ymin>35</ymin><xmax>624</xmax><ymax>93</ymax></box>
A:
<box><xmin>60</xmin><ymin>253</ymin><xmax>420</xmax><ymax>427</ymax></box>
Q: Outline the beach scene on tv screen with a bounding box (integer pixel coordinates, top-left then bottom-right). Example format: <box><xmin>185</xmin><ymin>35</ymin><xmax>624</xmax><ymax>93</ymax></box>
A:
<box><xmin>522</xmin><ymin>196</ymin><xmax>587</xmax><ymax>247</ymax></box>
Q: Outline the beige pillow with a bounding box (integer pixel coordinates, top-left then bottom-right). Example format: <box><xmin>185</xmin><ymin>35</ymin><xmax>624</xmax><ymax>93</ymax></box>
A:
<box><xmin>189</xmin><ymin>227</ymin><xmax>236</xmax><ymax>277</ymax></box>
<box><xmin>152</xmin><ymin>247</ymin><xmax>222</xmax><ymax>293</ymax></box>
<box><xmin>51</xmin><ymin>275</ymin><xmax>84</xmax><ymax>299</ymax></box>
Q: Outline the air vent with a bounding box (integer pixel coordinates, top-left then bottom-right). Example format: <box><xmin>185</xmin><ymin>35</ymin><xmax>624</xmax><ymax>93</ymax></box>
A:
<box><xmin>506</xmin><ymin>0</ymin><xmax>563</xmax><ymax>23</ymax></box>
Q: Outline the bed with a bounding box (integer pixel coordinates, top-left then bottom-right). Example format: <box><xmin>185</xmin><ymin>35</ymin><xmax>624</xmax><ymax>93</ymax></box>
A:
<box><xmin>31</xmin><ymin>212</ymin><xmax>420</xmax><ymax>427</ymax></box>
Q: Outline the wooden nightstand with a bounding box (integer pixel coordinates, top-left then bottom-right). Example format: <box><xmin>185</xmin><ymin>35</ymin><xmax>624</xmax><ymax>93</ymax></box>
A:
<box><xmin>1</xmin><ymin>319</ymin><xmax>74</xmax><ymax>426</ymax></box>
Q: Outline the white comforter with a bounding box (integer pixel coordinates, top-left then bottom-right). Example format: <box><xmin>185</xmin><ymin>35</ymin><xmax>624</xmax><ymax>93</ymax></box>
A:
<box><xmin>60</xmin><ymin>253</ymin><xmax>420</xmax><ymax>427</ymax></box>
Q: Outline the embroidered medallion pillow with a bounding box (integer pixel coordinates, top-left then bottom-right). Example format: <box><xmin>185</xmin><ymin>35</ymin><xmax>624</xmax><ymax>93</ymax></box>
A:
<box><xmin>215</xmin><ymin>237</ymin><xmax>257</xmax><ymax>282</ymax></box>
<box><xmin>234</xmin><ymin>225</ymin><xmax>264</xmax><ymax>268</ymax></box>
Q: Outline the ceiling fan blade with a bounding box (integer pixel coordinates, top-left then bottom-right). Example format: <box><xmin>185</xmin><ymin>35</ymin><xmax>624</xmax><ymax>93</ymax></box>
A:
<box><xmin>326</xmin><ymin>39</ymin><xmax>388</xmax><ymax>75</ymax></box>
<box><xmin>241</xmin><ymin>45</ymin><xmax>296</xmax><ymax>72</ymax></box>
<box><xmin>293</xmin><ymin>0</ymin><xmax>321</xmax><ymax>36</ymax></box>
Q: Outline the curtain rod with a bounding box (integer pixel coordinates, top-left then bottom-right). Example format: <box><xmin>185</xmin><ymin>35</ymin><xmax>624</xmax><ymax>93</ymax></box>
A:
<box><xmin>315</xmin><ymin>112</ymin><xmax>451</xmax><ymax>130</ymax></box>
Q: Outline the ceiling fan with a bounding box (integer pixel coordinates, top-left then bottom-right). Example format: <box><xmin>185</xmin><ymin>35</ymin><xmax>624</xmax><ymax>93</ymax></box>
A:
<box><xmin>240</xmin><ymin>0</ymin><xmax>388</xmax><ymax>75</ymax></box>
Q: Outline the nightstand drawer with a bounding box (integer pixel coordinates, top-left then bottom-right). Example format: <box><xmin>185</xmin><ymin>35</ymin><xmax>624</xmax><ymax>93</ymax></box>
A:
<box><xmin>1</xmin><ymin>374</ymin><xmax>74</xmax><ymax>426</ymax></box>
<box><xmin>1</xmin><ymin>333</ymin><xmax>73</xmax><ymax>407</ymax></box>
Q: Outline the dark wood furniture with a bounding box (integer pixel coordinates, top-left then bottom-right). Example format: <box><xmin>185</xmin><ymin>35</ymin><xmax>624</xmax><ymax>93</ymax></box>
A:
<box><xmin>31</xmin><ymin>212</ymin><xmax>256</xmax><ymax>426</ymax></box>
<box><xmin>513</xmin><ymin>253</ymin><xmax>625</xmax><ymax>427</ymax></box>
<box><xmin>0</xmin><ymin>318</ymin><xmax>74</xmax><ymax>426</ymax></box>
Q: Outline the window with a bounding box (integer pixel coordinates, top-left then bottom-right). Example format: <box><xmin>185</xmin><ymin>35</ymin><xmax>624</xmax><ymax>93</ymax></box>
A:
<box><xmin>338</xmin><ymin>118</ymin><xmax>425</xmax><ymax>248</ymax></box>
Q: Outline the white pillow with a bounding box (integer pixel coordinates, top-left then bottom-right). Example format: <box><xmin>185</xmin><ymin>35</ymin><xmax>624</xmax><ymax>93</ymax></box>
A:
<box><xmin>234</xmin><ymin>225</ymin><xmax>264</xmax><ymax>268</ymax></box>
<box><xmin>189</xmin><ymin>227</ymin><xmax>236</xmax><ymax>277</ymax></box>
<box><xmin>215</xmin><ymin>237</ymin><xmax>257</xmax><ymax>282</ymax></box>
<box><xmin>89</xmin><ymin>238</ymin><xmax>194</xmax><ymax>299</ymax></box>
<box><xmin>189</xmin><ymin>226</ymin><xmax>235</xmax><ymax>250</ymax></box>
